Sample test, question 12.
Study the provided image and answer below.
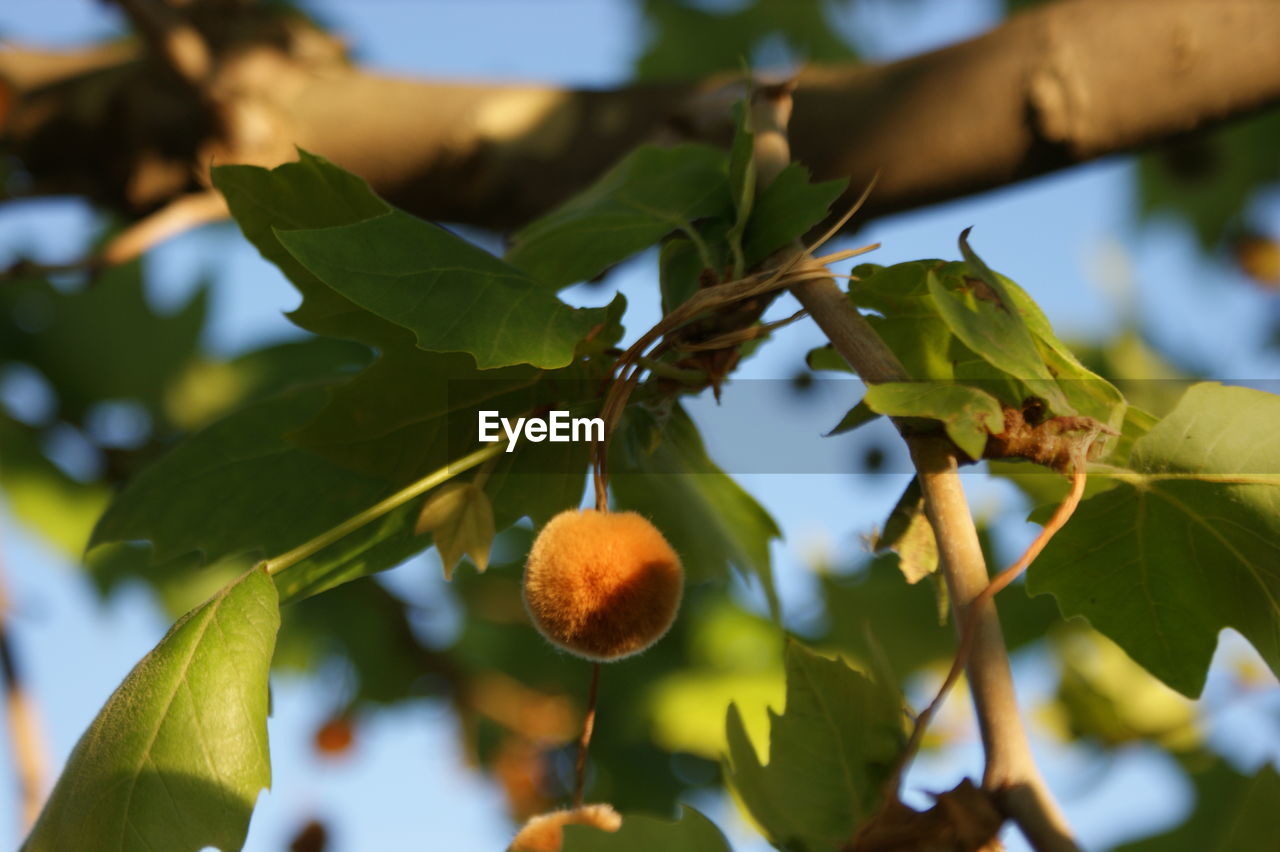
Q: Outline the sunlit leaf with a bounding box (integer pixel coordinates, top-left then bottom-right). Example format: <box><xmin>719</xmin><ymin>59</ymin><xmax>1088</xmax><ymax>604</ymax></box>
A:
<box><xmin>22</xmin><ymin>568</ymin><xmax>278</xmax><ymax>852</ymax></box>
<box><xmin>1030</xmin><ymin>383</ymin><xmax>1280</xmax><ymax>696</ymax></box>
<box><xmin>416</xmin><ymin>481</ymin><xmax>496</xmax><ymax>579</ymax></box>
<box><xmin>862</xmin><ymin>381</ymin><xmax>1004</xmax><ymax>461</ymax></box>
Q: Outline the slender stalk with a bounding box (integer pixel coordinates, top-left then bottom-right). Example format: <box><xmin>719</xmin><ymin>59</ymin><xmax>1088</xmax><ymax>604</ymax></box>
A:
<box><xmin>748</xmin><ymin>83</ymin><xmax>1080</xmax><ymax>851</ymax></box>
<box><xmin>573</xmin><ymin>662</ymin><xmax>602</xmax><ymax>807</ymax></box>
<box><xmin>262</xmin><ymin>443</ymin><xmax>505</xmax><ymax>576</ymax></box>
<box><xmin>909</xmin><ymin>441</ymin><xmax>1079</xmax><ymax>852</ymax></box>
<box><xmin>0</xmin><ymin>545</ymin><xmax>48</xmax><ymax>831</ymax></box>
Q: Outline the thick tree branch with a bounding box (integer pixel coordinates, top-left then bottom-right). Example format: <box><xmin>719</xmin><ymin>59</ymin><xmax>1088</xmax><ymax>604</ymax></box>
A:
<box><xmin>3</xmin><ymin>0</ymin><xmax>1278</xmax><ymax>233</ymax></box>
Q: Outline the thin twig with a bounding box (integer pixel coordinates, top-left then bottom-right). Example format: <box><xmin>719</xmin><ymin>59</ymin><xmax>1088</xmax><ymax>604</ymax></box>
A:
<box><xmin>572</xmin><ymin>662</ymin><xmax>601</xmax><ymax>807</ymax></box>
<box><xmin>0</xmin><ymin>539</ymin><xmax>48</xmax><ymax>831</ymax></box>
<box><xmin>0</xmin><ymin>191</ymin><xmax>229</xmax><ymax>283</ymax></box>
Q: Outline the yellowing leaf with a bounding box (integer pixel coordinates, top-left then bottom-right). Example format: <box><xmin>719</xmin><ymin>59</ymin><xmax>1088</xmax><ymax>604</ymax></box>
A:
<box><xmin>416</xmin><ymin>482</ymin><xmax>496</xmax><ymax>580</ymax></box>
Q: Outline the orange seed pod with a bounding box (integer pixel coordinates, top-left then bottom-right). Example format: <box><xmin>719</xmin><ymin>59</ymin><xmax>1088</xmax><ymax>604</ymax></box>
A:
<box><xmin>522</xmin><ymin>509</ymin><xmax>682</xmax><ymax>661</ymax></box>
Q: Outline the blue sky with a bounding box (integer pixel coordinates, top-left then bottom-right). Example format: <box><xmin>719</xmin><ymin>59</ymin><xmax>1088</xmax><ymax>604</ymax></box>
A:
<box><xmin>1</xmin><ymin>1</ymin><xmax>1277</xmax><ymax>850</ymax></box>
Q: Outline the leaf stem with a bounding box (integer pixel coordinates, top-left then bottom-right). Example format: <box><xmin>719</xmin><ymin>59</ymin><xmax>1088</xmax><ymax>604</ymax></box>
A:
<box><xmin>261</xmin><ymin>442</ymin><xmax>506</xmax><ymax>577</ymax></box>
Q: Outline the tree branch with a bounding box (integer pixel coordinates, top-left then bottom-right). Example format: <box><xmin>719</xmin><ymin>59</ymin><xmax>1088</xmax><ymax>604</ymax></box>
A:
<box><xmin>4</xmin><ymin>0</ymin><xmax>1278</xmax><ymax>231</ymax></box>
<box><xmin>749</xmin><ymin>83</ymin><xmax>1079</xmax><ymax>852</ymax></box>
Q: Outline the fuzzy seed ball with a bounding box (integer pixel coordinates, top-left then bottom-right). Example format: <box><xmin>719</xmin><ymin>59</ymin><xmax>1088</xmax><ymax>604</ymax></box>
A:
<box><xmin>509</xmin><ymin>804</ymin><xmax>622</xmax><ymax>852</ymax></box>
<box><xmin>523</xmin><ymin>509</ymin><xmax>683</xmax><ymax>661</ymax></box>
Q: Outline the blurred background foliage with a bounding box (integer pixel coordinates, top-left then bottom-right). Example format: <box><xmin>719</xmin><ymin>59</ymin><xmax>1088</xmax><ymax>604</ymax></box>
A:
<box><xmin>0</xmin><ymin>0</ymin><xmax>1277</xmax><ymax>849</ymax></box>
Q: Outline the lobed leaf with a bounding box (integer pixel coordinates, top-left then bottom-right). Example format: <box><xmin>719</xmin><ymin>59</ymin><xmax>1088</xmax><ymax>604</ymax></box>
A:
<box><xmin>89</xmin><ymin>384</ymin><xmax>426</xmax><ymax>603</ymax></box>
<box><xmin>611</xmin><ymin>403</ymin><xmax>781</xmax><ymax>617</ymax></box>
<box><xmin>278</xmin><ymin>209</ymin><xmax>606</xmax><ymax>369</ymax></box>
<box><xmin>725</xmin><ymin>641</ymin><xmax>903</xmax><ymax>852</ymax></box>
<box><xmin>415</xmin><ymin>481</ymin><xmax>496</xmax><ymax>579</ymax></box>
<box><xmin>506</xmin><ymin>144</ymin><xmax>732</xmax><ymax>288</ymax></box>
<box><xmin>212</xmin><ymin>151</ymin><xmax>403</xmax><ymax>347</ymax></box>
<box><xmin>744</xmin><ymin>162</ymin><xmax>847</xmax><ymax>264</ymax></box>
<box><xmin>1029</xmin><ymin>383</ymin><xmax>1280</xmax><ymax>696</ymax></box>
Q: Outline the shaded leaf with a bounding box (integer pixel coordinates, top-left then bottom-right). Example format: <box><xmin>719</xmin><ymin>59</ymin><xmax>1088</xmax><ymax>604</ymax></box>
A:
<box><xmin>0</xmin><ymin>260</ymin><xmax>205</xmax><ymax>422</ymax></box>
<box><xmin>506</xmin><ymin>144</ymin><xmax>732</xmax><ymax>289</ymax></box>
<box><xmin>725</xmin><ymin>641</ymin><xmax>903</xmax><ymax>852</ymax></box>
<box><xmin>212</xmin><ymin>151</ymin><xmax>403</xmax><ymax>347</ymax></box>
<box><xmin>1029</xmin><ymin>383</ymin><xmax>1280</xmax><ymax>696</ymax></box>
<box><xmin>416</xmin><ymin>481</ymin><xmax>496</xmax><ymax>579</ymax></box>
<box><xmin>635</xmin><ymin>0</ymin><xmax>857</xmax><ymax>81</ymax></box>
<box><xmin>1138</xmin><ymin>110</ymin><xmax>1280</xmax><ymax>247</ymax></box>
<box><xmin>292</xmin><ymin>343</ymin><xmax>593</xmax><ymax>528</ymax></box>
<box><xmin>744</xmin><ymin>162</ymin><xmax>847</xmax><ymax>264</ymax></box>
<box><xmin>22</xmin><ymin>568</ymin><xmax>278</xmax><ymax>852</ymax></box>
<box><xmin>561</xmin><ymin>805</ymin><xmax>732</xmax><ymax>852</ymax></box>
<box><xmin>611</xmin><ymin>403</ymin><xmax>780</xmax><ymax>617</ymax></box>
<box><xmin>278</xmin><ymin>210</ymin><xmax>606</xmax><ymax>369</ymax></box>
<box><xmin>0</xmin><ymin>413</ymin><xmax>108</xmax><ymax>553</ymax></box>
<box><xmin>89</xmin><ymin>384</ymin><xmax>426</xmax><ymax>603</ymax></box>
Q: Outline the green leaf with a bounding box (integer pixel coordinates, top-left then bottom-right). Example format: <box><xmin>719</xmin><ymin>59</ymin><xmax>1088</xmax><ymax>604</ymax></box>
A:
<box><xmin>744</xmin><ymin>162</ymin><xmax>847</xmax><ymax>264</ymax></box>
<box><xmin>1138</xmin><ymin>109</ymin><xmax>1280</xmax><ymax>247</ymax></box>
<box><xmin>292</xmin><ymin>343</ymin><xmax>593</xmax><ymax>528</ymax></box>
<box><xmin>277</xmin><ymin>209</ymin><xmax>606</xmax><ymax>369</ymax></box>
<box><xmin>0</xmin><ymin>414</ymin><xmax>108</xmax><ymax>553</ymax></box>
<box><xmin>506</xmin><ymin>144</ymin><xmax>732</xmax><ymax>289</ymax></box>
<box><xmin>1029</xmin><ymin>383</ymin><xmax>1280</xmax><ymax>696</ymax></box>
<box><xmin>0</xmin><ymin>260</ymin><xmax>205</xmax><ymax>421</ymax></box>
<box><xmin>841</xmin><ymin>257</ymin><xmax>1126</xmax><ymax>452</ymax></box>
<box><xmin>725</xmin><ymin>641</ymin><xmax>903</xmax><ymax>851</ymax></box>
<box><xmin>1115</xmin><ymin>762</ymin><xmax>1280</xmax><ymax>851</ymax></box>
<box><xmin>611</xmin><ymin>403</ymin><xmax>781</xmax><ymax>617</ymax></box>
<box><xmin>846</xmin><ymin>262</ymin><xmax>956</xmax><ymax>382</ymax></box>
<box><xmin>927</xmin><ymin>257</ymin><xmax>1067</xmax><ymax>412</ymax></box>
<box><xmin>212</xmin><ymin>151</ymin><xmax>403</xmax><ymax>347</ymax></box>
<box><xmin>635</xmin><ymin>0</ymin><xmax>857</xmax><ymax>81</ymax></box>
<box><xmin>23</xmin><ymin>567</ymin><xmax>278</xmax><ymax>852</ymax></box>
<box><xmin>863</xmin><ymin>381</ymin><xmax>1004</xmax><ymax>461</ymax></box>
<box><xmin>869</xmin><ymin>477</ymin><xmax>938</xmax><ymax>583</ymax></box>
<box><xmin>415</xmin><ymin>481</ymin><xmax>496</xmax><ymax>579</ymax></box>
<box><xmin>561</xmin><ymin>806</ymin><xmax>731</xmax><ymax>852</ymax></box>
<box><xmin>89</xmin><ymin>384</ymin><xmax>425</xmax><ymax>603</ymax></box>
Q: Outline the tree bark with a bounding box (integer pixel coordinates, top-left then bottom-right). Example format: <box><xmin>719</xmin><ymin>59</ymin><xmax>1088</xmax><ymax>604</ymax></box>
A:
<box><xmin>2</xmin><ymin>0</ymin><xmax>1279</xmax><ymax>232</ymax></box>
